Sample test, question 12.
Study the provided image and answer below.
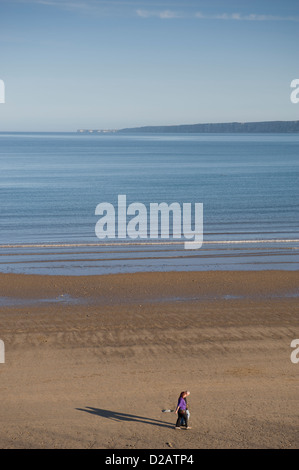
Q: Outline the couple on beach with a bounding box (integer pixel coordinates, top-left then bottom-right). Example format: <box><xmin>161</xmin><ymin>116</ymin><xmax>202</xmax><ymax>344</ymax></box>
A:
<box><xmin>175</xmin><ymin>390</ymin><xmax>191</xmax><ymax>429</ymax></box>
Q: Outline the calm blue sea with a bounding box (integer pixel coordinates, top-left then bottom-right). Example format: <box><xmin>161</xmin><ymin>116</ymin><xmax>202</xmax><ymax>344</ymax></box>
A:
<box><xmin>0</xmin><ymin>132</ymin><xmax>298</xmax><ymax>274</ymax></box>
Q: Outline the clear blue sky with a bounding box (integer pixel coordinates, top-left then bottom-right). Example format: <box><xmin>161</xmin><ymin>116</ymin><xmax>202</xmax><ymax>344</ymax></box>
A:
<box><xmin>1</xmin><ymin>0</ymin><xmax>299</xmax><ymax>131</ymax></box>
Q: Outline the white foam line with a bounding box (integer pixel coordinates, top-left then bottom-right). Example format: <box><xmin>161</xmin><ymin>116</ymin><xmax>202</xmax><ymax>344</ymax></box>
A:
<box><xmin>0</xmin><ymin>239</ymin><xmax>298</xmax><ymax>249</ymax></box>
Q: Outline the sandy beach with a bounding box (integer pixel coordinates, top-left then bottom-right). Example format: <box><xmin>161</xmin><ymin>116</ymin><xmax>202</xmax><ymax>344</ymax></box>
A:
<box><xmin>0</xmin><ymin>270</ymin><xmax>298</xmax><ymax>449</ymax></box>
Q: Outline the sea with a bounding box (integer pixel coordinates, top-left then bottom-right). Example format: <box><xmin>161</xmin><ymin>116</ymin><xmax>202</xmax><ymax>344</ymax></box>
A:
<box><xmin>0</xmin><ymin>132</ymin><xmax>298</xmax><ymax>275</ymax></box>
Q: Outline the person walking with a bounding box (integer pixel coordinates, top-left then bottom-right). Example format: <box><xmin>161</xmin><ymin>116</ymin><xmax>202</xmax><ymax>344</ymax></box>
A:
<box><xmin>175</xmin><ymin>391</ymin><xmax>191</xmax><ymax>429</ymax></box>
<box><xmin>180</xmin><ymin>390</ymin><xmax>190</xmax><ymax>426</ymax></box>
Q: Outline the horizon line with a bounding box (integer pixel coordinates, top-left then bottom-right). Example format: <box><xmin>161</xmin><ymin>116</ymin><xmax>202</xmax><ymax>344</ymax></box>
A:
<box><xmin>0</xmin><ymin>119</ymin><xmax>299</xmax><ymax>134</ymax></box>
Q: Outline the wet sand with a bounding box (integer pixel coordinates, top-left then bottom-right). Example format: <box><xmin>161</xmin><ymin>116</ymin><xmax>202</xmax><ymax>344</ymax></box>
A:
<box><xmin>0</xmin><ymin>270</ymin><xmax>298</xmax><ymax>449</ymax></box>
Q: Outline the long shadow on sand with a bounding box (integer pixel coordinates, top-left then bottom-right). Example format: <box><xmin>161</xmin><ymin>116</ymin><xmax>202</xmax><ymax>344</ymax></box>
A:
<box><xmin>76</xmin><ymin>407</ymin><xmax>174</xmax><ymax>429</ymax></box>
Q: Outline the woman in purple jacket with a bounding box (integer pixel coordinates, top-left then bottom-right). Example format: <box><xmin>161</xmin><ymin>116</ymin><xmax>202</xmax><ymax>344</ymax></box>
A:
<box><xmin>175</xmin><ymin>391</ymin><xmax>191</xmax><ymax>429</ymax></box>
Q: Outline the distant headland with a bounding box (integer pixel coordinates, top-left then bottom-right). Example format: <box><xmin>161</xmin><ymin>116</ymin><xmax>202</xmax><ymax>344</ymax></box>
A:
<box><xmin>77</xmin><ymin>120</ymin><xmax>299</xmax><ymax>134</ymax></box>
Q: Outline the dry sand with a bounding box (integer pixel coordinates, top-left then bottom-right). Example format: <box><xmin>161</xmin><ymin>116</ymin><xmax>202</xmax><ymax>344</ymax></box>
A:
<box><xmin>0</xmin><ymin>270</ymin><xmax>298</xmax><ymax>449</ymax></box>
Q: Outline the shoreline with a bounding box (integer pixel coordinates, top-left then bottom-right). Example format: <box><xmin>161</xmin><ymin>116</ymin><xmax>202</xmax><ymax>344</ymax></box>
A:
<box><xmin>1</xmin><ymin>269</ymin><xmax>298</xmax><ymax>448</ymax></box>
<box><xmin>0</xmin><ymin>237</ymin><xmax>298</xmax><ymax>276</ymax></box>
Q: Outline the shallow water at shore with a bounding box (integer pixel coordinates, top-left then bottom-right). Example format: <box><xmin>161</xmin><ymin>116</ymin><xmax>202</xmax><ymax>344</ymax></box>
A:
<box><xmin>0</xmin><ymin>239</ymin><xmax>298</xmax><ymax>275</ymax></box>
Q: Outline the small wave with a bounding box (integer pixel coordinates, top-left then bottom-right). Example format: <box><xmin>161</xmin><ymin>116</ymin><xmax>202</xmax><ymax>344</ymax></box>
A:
<box><xmin>0</xmin><ymin>239</ymin><xmax>298</xmax><ymax>249</ymax></box>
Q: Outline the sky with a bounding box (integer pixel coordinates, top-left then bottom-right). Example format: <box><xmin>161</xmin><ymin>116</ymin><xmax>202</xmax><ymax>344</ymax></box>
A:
<box><xmin>0</xmin><ymin>0</ymin><xmax>299</xmax><ymax>131</ymax></box>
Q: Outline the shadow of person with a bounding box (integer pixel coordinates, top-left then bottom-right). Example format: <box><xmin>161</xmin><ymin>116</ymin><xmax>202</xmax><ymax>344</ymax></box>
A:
<box><xmin>76</xmin><ymin>407</ymin><xmax>174</xmax><ymax>429</ymax></box>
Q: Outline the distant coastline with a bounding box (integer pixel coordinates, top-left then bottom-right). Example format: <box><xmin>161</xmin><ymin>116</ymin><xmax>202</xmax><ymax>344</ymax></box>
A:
<box><xmin>77</xmin><ymin>120</ymin><xmax>299</xmax><ymax>134</ymax></box>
